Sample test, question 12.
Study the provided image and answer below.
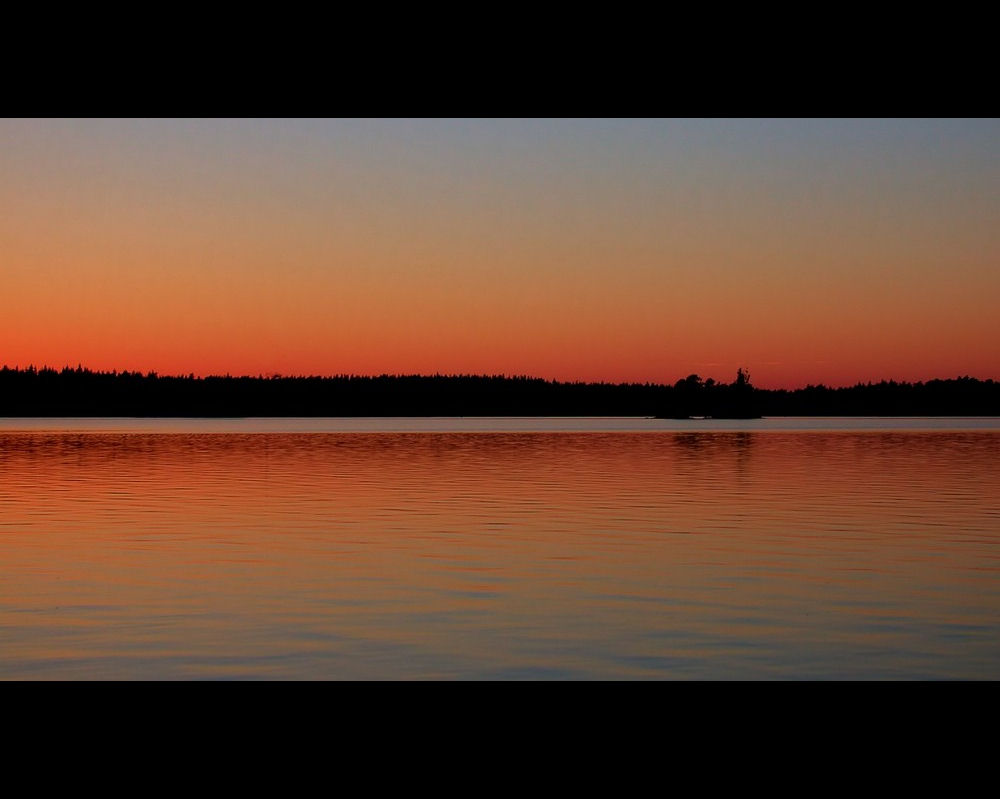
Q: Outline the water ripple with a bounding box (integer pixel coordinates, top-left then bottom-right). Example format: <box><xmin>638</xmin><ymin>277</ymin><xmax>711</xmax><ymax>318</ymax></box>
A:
<box><xmin>0</xmin><ymin>427</ymin><xmax>998</xmax><ymax>678</ymax></box>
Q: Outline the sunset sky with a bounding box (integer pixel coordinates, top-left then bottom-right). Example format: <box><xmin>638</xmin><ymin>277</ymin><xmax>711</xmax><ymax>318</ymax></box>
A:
<box><xmin>2</xmin><ymin>118</ymin><xmax>997</xmax><ymax>389</ymax></box>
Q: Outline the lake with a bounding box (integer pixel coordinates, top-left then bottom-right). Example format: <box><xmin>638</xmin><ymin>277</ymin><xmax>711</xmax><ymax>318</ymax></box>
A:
<box><xmin>2</xmin><ymin>417</ymin><xmax>999</xmax><ymax>679</ymax></box>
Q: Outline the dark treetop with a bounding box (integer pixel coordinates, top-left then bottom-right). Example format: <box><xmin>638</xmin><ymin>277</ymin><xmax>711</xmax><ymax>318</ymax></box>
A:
<box><xmin>0</xmin><ymin>366</ymin><xmax>997</xmax><ymax>417</ymax></box>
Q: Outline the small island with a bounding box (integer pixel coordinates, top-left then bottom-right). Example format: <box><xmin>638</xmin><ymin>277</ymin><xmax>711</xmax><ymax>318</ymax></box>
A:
<box><xmin>655</xmin><ymin>368</ymin><xmax>761</xmax><ymax>419</ymax></box>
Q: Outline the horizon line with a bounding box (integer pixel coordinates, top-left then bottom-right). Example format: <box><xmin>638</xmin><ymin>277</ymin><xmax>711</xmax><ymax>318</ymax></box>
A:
<box><xmin>2</xmin><ymin>363</ymin><xmax>997</xmax><ymax>392</ymax></box>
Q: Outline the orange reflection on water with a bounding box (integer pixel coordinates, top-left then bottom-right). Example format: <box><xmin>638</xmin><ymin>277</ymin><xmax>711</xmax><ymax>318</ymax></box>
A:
<box><xmin>1</xmin><ymin>430</ymin><xmax>999</xmax><ymax>678</ymax></box>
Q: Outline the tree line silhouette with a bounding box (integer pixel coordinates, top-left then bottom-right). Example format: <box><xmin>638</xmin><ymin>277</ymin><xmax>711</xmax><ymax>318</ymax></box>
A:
<box><xmin>0</xmin><ymin>365</ymin><xmax>997</xmax><ymax>417</ymax></box>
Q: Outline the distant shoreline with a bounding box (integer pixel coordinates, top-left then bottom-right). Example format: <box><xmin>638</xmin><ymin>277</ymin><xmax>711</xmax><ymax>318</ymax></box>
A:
<box><xmin>4</xmin><ymin>417</ymin><xmax>1000</xmax><ymax>437</ymax></box>
<box><xmin>1</xmin><ymin>367</ymin><xmax>997</xmax><ymax>417</ymax></box>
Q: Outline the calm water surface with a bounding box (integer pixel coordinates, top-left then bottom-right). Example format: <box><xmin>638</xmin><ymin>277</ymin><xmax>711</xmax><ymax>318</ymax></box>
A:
<box><xmin>1</xmin><ymin>418</ymin><xmax>999</xmax><ymax>679</ymax></box>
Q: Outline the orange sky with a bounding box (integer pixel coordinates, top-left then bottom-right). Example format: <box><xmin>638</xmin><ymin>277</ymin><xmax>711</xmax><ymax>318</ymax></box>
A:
<box><xmin>2</xmin><ymin>118</ymin><xmax>997</xmax><ymax>388</ymax></box>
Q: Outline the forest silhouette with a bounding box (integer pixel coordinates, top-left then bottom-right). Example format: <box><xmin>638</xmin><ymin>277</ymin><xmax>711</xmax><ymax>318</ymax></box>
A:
<box><xmin>0</xmin><ymin>365</ymin><xmax>997</xmax><ymax>417</ymax></box>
